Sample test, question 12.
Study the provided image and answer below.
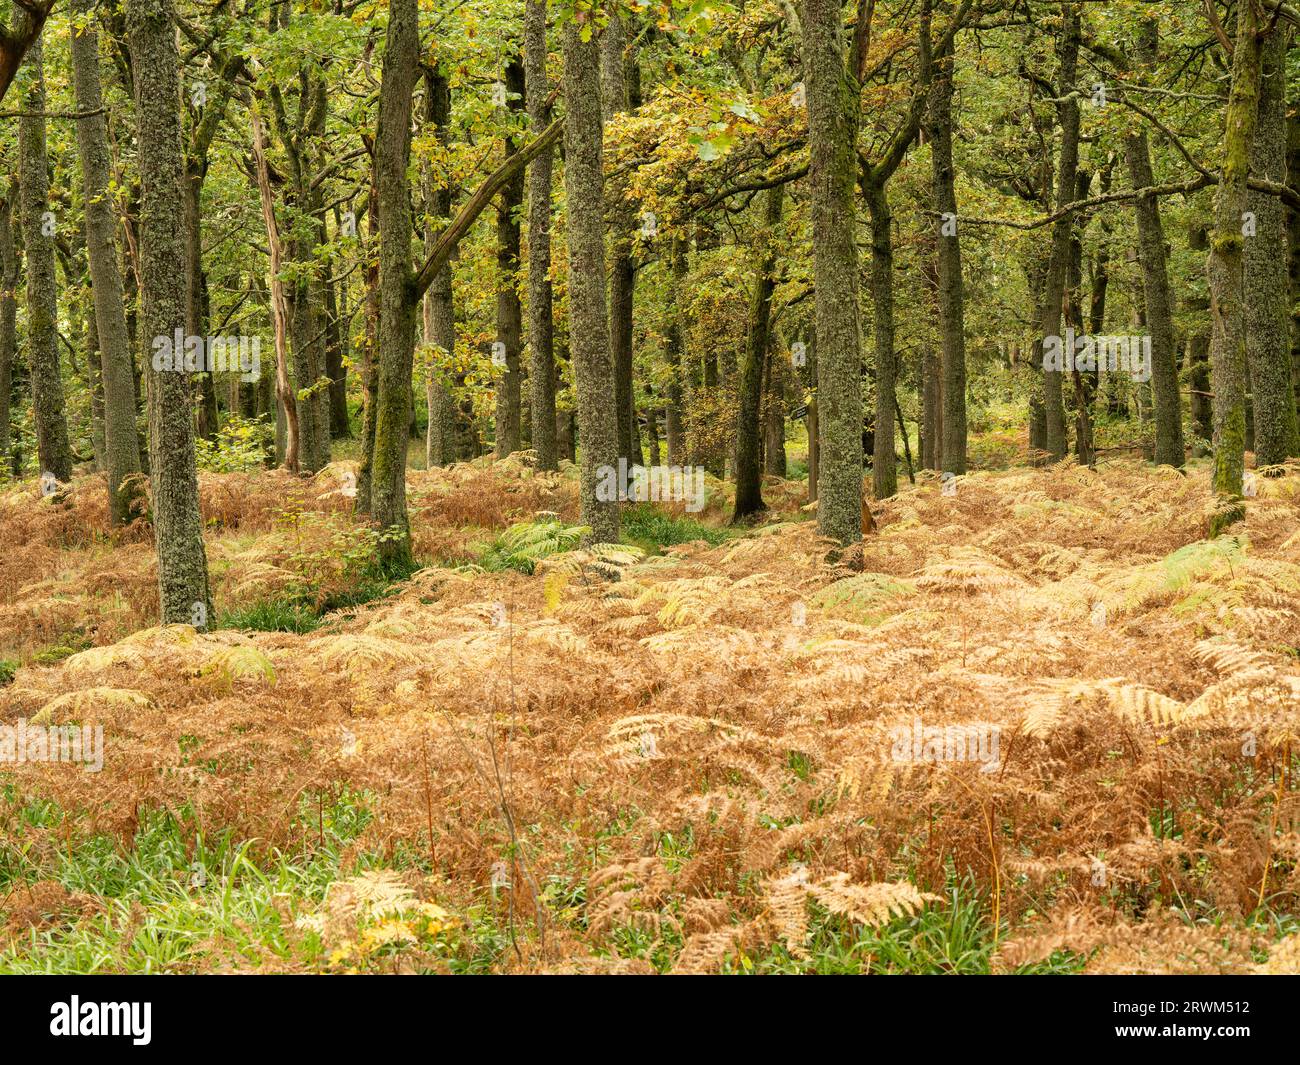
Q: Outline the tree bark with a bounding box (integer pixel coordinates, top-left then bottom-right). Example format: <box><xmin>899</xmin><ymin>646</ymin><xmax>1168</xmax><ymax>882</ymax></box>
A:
<box><xmin>423</xmin><ymin>67</ymin><xmax>458</xmax><ymax>469</ymax></box>
<box><xmin>251</xmin><ymin>107</ymin><xmax>299</xmax><ymax>473</ymax></box>
<box><xmin>0</xmin><ymin>181</ymin><xmax>17</xmax><ymax>476</ymax></box>
<box><xmin>1245</xmin><ymin>25</ymin><xmax>1299</xmax><ymax>466</ymax></box>
<box><xmin>494</xmin><ymin>55</ymin><xmax>526</xmax><ymax>459</ymax></box>
<box><xmin>865</xmin><ymin>176</ymin><xmax>897</xmax><ymax>499</ymax></box>
<box><xmin>370</xmin><ymin>0</ymin><xmax>420</xmax><ymax>566</ymax></box>
<box><xmin>601</xmin><ymin>4</ymin><xmax>637</xmax><ymax>463</ymax></box>
<box><xmin>1207</xmin><ymin>0</ymin><xmax>1262</xmax><ymax>534</ymax></box>
<box><xmin>926</xmin><ymin>28</ymin><xmax>967</xmax><ymax>475</ymax></box>
<box><xmin>733</xmin><ymin>183</ymin><xmax>783</xmax><ymax>521</ymax></box>
<box><xmin>802</xmin><ymin>0</ymin><xmax>863</xmax><ymax>544</ymax></box>
<box><xmin>18</xmin><ymin>37</ymin><xmax>73</xmax><ymax>484</ymax></box>
<box><xmin>71</xmin><ymin>0</ymin><xmax>144</xmax><ymax>526</ymax></box>
<box><xmin>129</xmin><ymin>0</ymin><xmax>213</xmax><ymax>624</ymax></box>
<box><xmin>525</xmin><ymin>0</ymin><xmax>557</xmax><ymax>470</ymax></box>
<box><xmin>1038</xmin><ymin>2</ymin><xmax>1080</xmax><ymax>461</ymax></box>
<box><xmin>563</xmin><ymin>6</ymin><xmax>620</xmax><ymax>543</ymax></box>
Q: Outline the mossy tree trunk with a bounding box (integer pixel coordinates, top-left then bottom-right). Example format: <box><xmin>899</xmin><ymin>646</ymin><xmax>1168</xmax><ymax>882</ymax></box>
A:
<box><xmin>0</xmin><ymin>181</ymin><xmax>17</xmax><ymax>476</ymax></box>
<box><xmin>801</xmin><ymin>0</ymin><xmax>863</xmax><ymax>544</ymax></box>
<box><xmin>563</xmin><ymin>5</ymin><xmax>620</xmax><ymax>543</ymax></box>
<box><xmin>18</xmin><ymin>37</ymin><xmax>73</xmax><ymax>484</ymax></box>
<box><xmin>601</xmin><ymin>5</ymin><xmax>638</xmax><ymax>464</ymax></box>
<box><xmin>925</xmin><ymin>20</ymin><xmax>967</xmax><ymax>475</ymax></box>
<box><xmin>1124</xmin><ymin>22</ymin><xmax>1184</xmax><ymax>469</ymax></box>
<box><xmin>1038</xmin><ymin>1</ymin><xmax>1080</xmax><ymax>462</ymax></box>
<box><xmin>1244</xmin><ymin>25</ymin><xmax>1299</xmax><ymax>467</ymax></box>
<box><xmin>1207</xmin><ymin>0</ymin><xmax>1262</xmax><ymax>535</ymax></box>
<box><xmin>370</xmin><ymin>0</ymin><xmax>420</xmax><ymax>566</ymax></box>
<box><xmin>71</xmin><ymin>0</ymin><xmax>144</xmax><ymax>527</ymax></box>
<box><xmin>128</xmin><ymin>0</ymin><xmax>213</xmax><ymax>624</ymax></box>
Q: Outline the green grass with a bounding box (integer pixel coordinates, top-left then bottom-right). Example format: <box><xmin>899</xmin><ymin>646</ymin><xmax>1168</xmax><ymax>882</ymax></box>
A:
<box><xmin>0</xmin><ymin>659</ymin><xmax>16</xmax><ymax>686</ymax></box>
<box><xmin>727</xmin><ymin>877</ymin><xmax>1087</xmax><ymax>975</ymax></box>
<box><xmin>217</xmin><ymin>598</ymin><xmax>320</xmax><ymax>634</ymax></box>
<box><xmin>620</xmin><ymin>504</ymin><xmax>731</xmax><ymax>551</ymax></box>
<box><xmin>0</xmin><ymin>785</ymin><xmax>508</xmax><ymax>974</ymax></box>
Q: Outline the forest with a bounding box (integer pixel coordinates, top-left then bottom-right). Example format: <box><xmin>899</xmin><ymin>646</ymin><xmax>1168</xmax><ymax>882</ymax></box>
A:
<box><xmin>0</xmin><ymin>0</ymin><xmax>1298</xmax><ymax>980</ymax></box>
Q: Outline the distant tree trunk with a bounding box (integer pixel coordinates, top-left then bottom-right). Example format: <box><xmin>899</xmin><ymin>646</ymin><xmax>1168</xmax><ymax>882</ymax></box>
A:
<box><xmin>129</xmin><ymin>0</ymin><xmax>213</xmax><ymax>624</ymax></box>
<box><xmin>1039</xmin><ymin>2</ymin><xmax>1080</xmax><ymax>461</ymax></box>
<box><xmin>1066</xmin><ymin>170</ymin><xmax>1094</xmax><ymax>466</ymax></box>
<box><xmin>601</xmin><ymin>5</ymin><xmax>637</xmax><ymax>463</ymax></box>
<box><xmin>525</xmin><ymin>0</ymin><xmax>557</xmax><ymax>470</ymax></box>
<box><xmin>0</xmin><ymin>182</ymin><xmax>17</xmax><ymax>476</ymax></box>
<box><xmin>250</xmin><ymin>108</ymin><xmax>299</xmax><ymax>473</ymax></box>
<box><xmin>494</xmin><ymin>55</ymin><xmax>526</xmax><ymax>459</ymax></box>
<box><xmin>18</xmin><ymin>37</ymin><xmax>73</xmax><ymax>484</ymax></box>
<box><xmin>370</xmin><ymin>0</ymin><xmax>420</xmax><ymax>565</ymax></box>
<box><xmin>664</xmin><ymin>235</ymin><xmax>687</xmax><ymax>465</ymax></box>
<box><xmin>865</xmin><ymin>177</ymin><xmax>897</xmax><ymax>499</ymax></box>
<box><xmin>1125</xmin><ymin>24</ymin><xmax>1184</xmax><ymax>468</ymax></box>
<box><xmin>1245</xmin><ymin>26</ymin><xmax>1299</xmax><ymax>466</ymax></box>
<box><xmin>1207</xmin><ymin>0</ymin><xmax>1261</xmax><ymax>534</ymax></box>
<box><xmin>802</xmin><ymin>0</ymin><xmax>863</xmax><ymax>543</ymax></box>
<box><xmin>764</xmin><ymin>346</ymin><xmax>787</xmax><ymax>476</ymax></box>
<box><xmin>734</xmin><ymin>184</ymin><xmax>783</xmax><ymax>521</ymax></box>
<box><xmin>563</xmin><ymin>6</ymin><xmax>620</xmax><ymax>543</ymax></box>
<box><xmin>423</xmin><ymin>68</ymin><xmax>458</xmax><ymax>469</ymax></box>
<box><xmin>71</xmin><ymin>0</ymin><xmax>144</xmax><ymax>526</ymax></box>
<box><xmin>926</xmin><ymin>33</ymin><xmax>967</xmax><ymax>475</ymax></box>
<box><xmin>325</xmin><ymin>268</ymin><xmax>350</xmax><ymax>437</ymax></box>
<box><xmin>355</xmin><ymin>169</ymin><xmax>379</xmax><ymax>509</ymax></box>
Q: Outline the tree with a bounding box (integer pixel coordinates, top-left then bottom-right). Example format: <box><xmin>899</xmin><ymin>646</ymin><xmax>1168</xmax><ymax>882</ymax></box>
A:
<box><xmin>1124</xmin><ymin>20</ymin><xmax>1184</xmax><ymax>469</ymax></box>
<box><xmin>423</xmin><ymin>66</ymin><xmax>458</xmax><ymax>469</ymax></box>
<box><xmin>494</xmin><ymin>54</ymin><xmax>526</xmax><ymax>459</ymax></box>
<box><xmin>1206</xmin><ymin>0</ymin><xmax>1262</xmax><ymax>534</ymax></box>
<box><xmin>18</xmin><ymin>35</ymin><xmax>72</xmax><ymax>484</ymax></box>
<box><xmin>924</xmin><ymin>3</ymin><xmax>966</xmax><ymax>476</ymax></box>
<box><xmin>733</xmin><ymin>183</ymin><xmax>783</xmax><ymax>521</ymax></box>
<box><xmin>128</xmin><ymin>0</ymin><xmax>212</xmax><ymax>623</ymax></box>
<box><xmin>562</xmin><ymin>1</ymin><xmax>619</xmax><ymax>543</ymax></box>
<box><xmin>1244</xmin><ymin>22</ymin><xmax>1299</xmax><ymax>467</ymax></box>
<box><xmin>0</xmin><ymin>0</ymin><xmax>55</xmax><ymax>105</ymax></box>
<box><xmin>800</xmin><ymin>0</ymin><xmax>863</xmax><ymax>545</ymax></box>
<box><xmin>70</xmin><ymin>0</ymin><xmax>142</xmax><ymax>526</ymax></box>
<box><xmin>524</xmin><ymin>0</ymin><xmax>556</xmax><ymax>470</ymax></box>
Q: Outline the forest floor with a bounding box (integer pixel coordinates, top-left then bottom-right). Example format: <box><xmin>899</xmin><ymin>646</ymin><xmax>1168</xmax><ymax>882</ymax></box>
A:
<box><xmin>2</xmin><ymin>442</ymin><xmax>1300</xmax><ymax>973</ymax></box>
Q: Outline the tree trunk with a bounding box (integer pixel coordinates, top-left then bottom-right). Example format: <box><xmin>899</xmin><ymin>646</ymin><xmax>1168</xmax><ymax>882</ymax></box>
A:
<box><xmin>525</xmin><ymin>0</ymin><xmax>557</xmax><ymax>470</ymax></box>
<box><xmin>251</xmin><ymin>108</ymin><xmax>299</xmax><ymax>473</ymax></box>
<box><xmin>563</xmin><ymin>9</ymin><xmax>620</xmax><ymax>543</ymax></box>
<box><xmin>734</xmin><ymin>184</ymin><xmax>783</xmax><ymax>520</ymax></box>
<box><xmin>865</xmin><ymin>177</ymin><xmax>897</xmax><ymax>499</ymax></box>
<box><xmin>664</xmin><ymin>235</ymin><xmax>687</xmax><ymax>466</ymax></box>
<box><xmin>1207</xmin><ymin>0</ymin><xmax>1262</xmax><ymax>535</ymax></box>
<box><xmin>1039</xmin><ymin>2</ymin><xmax>1080</xmax><ymax>461</ymax></box>
<box><xmin>370</xmin><ymin>0</ymin><xmax>420</xmax><ymax>565</ymax></box>
<box><xmin>129</xmin><ymin>0</ymin><xmax>213</xmax><ymax>624</ymax></box>
<box><xmin>802</xmin><ymin>0</ymin><xmax>863</xmax><ymax>543</ymax></box>
<box><xmin>494</xmin><ymin>55</ymin><xmax>526</xmax><ymax>459</ymax></box>
<box><xmin>18</xmin><ymin>37</ymin><xmax>73</xmax><ymax>484</ymax></box>
<box><xmin>927</xmin><ymin>39</ymin><xmax>967</xmax><ymax>475</ymax></box>
<box><xmin>601</xmin><ymin>5</ymin><xmax>637</xmax><ymax>463</ymax></box>
<box><xmin>0</xmin><ymin>181</ymin><xmax>18</xmax><ymax>477</ymax></box>
<box><xmin>71</xmin><ymin>0</ymin><xmax>144</xmax><ymax>526</ymax></box>
<box><xmin>1245</xmin><ymin>26</ymin><xmax>1299</xmax><ymax>466</ymax></box>
<box><xmin>765</xmin><ymin>344</ymin><xmax>787</xmax><ymax>477</ymax></box>
<box><xmin>423</xmin><ymin>68</ymin><xmax>458</xmax><ymax>469</ymax></box>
